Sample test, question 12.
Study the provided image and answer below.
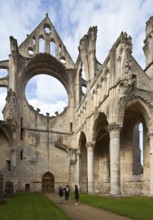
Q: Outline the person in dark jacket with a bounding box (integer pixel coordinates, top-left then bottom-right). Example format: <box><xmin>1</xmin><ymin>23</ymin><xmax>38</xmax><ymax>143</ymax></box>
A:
<box><xmin>64</xmin><ymin>185</ymin><xmax>70</xmax><ymax>201</ymax></box>
<box><xmin>58</xmin><ymin>186</ymin><xmax>63</xmax><ymax>204</ymax></box>
<box><xmin>74</xmin><ymin>185</ymin><xmax>79</xmax><ymax>205</ymax></box>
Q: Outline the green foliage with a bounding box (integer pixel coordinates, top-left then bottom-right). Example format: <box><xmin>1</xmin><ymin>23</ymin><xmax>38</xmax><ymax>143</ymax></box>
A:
<box><xmin>0</xmin><ymin>193</ymin><xmax>71</xmax><ymax>220</ymax></box>
<box><xmin>79</xmin><ymin>193</ymin><xmax>153</xmax><ymax>220</ymax></box>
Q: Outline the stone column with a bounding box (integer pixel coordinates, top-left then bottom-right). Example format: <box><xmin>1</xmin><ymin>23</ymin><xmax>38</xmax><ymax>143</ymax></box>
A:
<box><xmin>109</xmin><ymin>126</ymin><xmax>121</xmax><ymax>195</ymax></box>
<box><xmin>86</xmin><ymin>142</ymin><xmax>94</xmax><ymax>194</ymax></box>
<box><xmin>149</xmin><ymin>133</ymin><xmax>153</xmax><ymax>195</ymax></box>
<box><xmin>76</xmin><ymin>152</ymin><xmax>80</xmax><ymax>187</ymax></box>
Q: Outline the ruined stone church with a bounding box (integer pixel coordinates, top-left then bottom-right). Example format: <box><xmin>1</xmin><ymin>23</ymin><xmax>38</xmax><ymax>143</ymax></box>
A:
<box><xmin>1</xmin><ymin>14</ymin><xmax>153</xmax><ymax>196</ymax></box>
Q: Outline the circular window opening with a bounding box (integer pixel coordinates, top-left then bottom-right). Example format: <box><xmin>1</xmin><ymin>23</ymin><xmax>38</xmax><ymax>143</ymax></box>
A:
<box><xmin>28</xmin><ymin>47</ymin><xmax>34</xmax><ymax>55</ymax></box>
<box><xmin>60</xmin><ymin>57</ymin><xmax>66</xmax><ymax>64</ymax></box>
<box><xmin>25</xmin><ymin>74</ymin><xmax>68</xmax><ymax>116</ymax></box>
<box><xmin>44</xmin><ymin>24</ymin><xmax>51</xmax><ymax>34</ymax></box>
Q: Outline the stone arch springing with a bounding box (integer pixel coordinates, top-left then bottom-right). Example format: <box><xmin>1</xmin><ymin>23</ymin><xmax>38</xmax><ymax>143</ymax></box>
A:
<box><xmin>79</xmin><ymin>131</ymin><xmax>87</xmax><ymax>192</ymax></box>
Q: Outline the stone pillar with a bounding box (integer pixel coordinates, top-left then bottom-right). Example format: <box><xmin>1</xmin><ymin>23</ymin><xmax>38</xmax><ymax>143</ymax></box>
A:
<box><xmin>109</xmin><ymin>126</ymin><xmax>121</xmax><ymax>195</ymax></box>
<box><xmin>149</xmin><ymin>133</ymin><xmax>153</xmax><ymax>195</ymax></box>
<box><xmin>86</xmin><ymin>142</ymin><xmax>94</xmax><ymax>194</ymax></box>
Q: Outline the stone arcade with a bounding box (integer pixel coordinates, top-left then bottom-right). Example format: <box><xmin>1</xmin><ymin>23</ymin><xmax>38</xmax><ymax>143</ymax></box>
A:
<box><xmin>1</xmin><ymin>14</ymin><xmax>153</xmax><ymax>196</ymax></box>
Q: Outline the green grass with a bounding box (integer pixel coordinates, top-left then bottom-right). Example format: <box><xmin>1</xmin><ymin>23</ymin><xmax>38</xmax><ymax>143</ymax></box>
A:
<box><xmin>1</xmin><ymin>192</ymin><xmax>153</xmax><ymax>220</ymax></box>
<box><xmin>78</xmin><ymin>193</ymin><xmax>153</xmax><ymax>220</ymax></box>
<box><xmin>0</xmin><ymin>193</ymin><xmax>72</xmax><ymax>220</ymax></box>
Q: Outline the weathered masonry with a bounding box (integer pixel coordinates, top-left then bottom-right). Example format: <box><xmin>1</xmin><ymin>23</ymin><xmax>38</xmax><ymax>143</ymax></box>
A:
<box><xmin>1</xmin><ymin>14</ymin><xmax>153</xmax><ymax>196</ymax></box>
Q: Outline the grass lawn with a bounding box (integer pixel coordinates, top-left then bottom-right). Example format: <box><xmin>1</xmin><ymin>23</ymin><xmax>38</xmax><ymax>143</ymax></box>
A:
<box><xmin>0</xmin><ymin>192</ymin><xmax>72</xmax><ymax>220</ymax></box>
<box><xmin>79</xmin><ymin>193</ymin><xmax>153</xmax><ymax>220</ymax></box>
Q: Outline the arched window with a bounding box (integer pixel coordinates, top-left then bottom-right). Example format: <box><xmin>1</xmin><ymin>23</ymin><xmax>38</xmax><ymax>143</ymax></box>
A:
<box><xmin>39</xmin><ymin>37</ymin><xmax>45</xmax><ymax>53</ymax></box>
<box><xmin>81</xmin><ymin>64</ymin><xmax>87</xmax><ymax>95</ymax></box>
<box><xmin>50</xmin><ymin>40</ymin><xmax>56</xmax><ymax>56</ymax></box>
<box><xmin>133</xmin><ymin>122</ymin><xmax>143</xmax><ymax>175</ymax></box>
<box><xmin>33</xmin><ymin>36</ymin><xmax>36</xmax><ymax>46</ymax></box>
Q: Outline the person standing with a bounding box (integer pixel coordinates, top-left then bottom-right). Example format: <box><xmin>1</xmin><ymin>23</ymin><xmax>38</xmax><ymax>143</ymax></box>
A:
<box><xmin>64</xmin><ymin>185</ymin><xmax>70</xmax><ymax>201</ymax></box>
<box><xmin>58</xmin><ymin>186</ymin><xmax>63</xmax><ymax>204</ymax></box>
<box><xmin>74</xmin><ymin>185</ymin><xmax>79</xmax><ymax>205</ymax></box>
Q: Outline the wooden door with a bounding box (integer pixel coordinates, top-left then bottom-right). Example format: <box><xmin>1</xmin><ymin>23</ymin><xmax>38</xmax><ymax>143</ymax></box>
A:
<box><xmin>42</xmin><ymin>172</ymin><xmax>54</xmax><ymax>193</ymax></box>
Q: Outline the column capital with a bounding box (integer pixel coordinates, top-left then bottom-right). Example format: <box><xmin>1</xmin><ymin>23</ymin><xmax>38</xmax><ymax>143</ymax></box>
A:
<box><xmin>109</xmin><ymin>125</ymin><xmax>121</xmax><ymax>139</ymax></box>
<box><xmin>86</xmin><ymin>141</ymin><xmax>95</xmax><ymax>149</ymax></box>
<box><xmin>108</xmin><ymin>124</ymin><xmax>121</xmax><ymax>132</ymax></box>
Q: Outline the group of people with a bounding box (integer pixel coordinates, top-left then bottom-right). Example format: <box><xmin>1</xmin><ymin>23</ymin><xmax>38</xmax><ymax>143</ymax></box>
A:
<box><xmin>58</xmin><ymin>184</ymin><xmax>79</xmax><ymax>205</ymax></box>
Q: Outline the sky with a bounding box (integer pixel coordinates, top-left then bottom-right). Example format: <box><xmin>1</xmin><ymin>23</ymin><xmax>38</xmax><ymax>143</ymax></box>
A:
<box><xmin>0</xmin><ymin>0</ymin><xmax>153</xmax><ymax>119</ymax></box>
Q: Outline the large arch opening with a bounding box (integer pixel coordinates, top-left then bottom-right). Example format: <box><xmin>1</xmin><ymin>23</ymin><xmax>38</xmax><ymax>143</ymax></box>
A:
<box><xmin>79</xmin><ymin>132</ymin><xmax>87</xmax><ymax>193</ymax></box>
<box><xmin>25</xmin><ymin>74</ymin><xmax>68</xmax><ymax>116</ymax></box>
<box><xmin>21</xmin><ymin>54</ymin><xmax>72</xmax><ymax>117</ymax></box>
<box><xmin>121</xmin><ymin>101</ymin><xmax>149</xmax><ymax>194</ymax></box>
<box><xmin>93</xmin><ymin>113</ymin><xmax>109</xmax><ymax>193</ymax></box>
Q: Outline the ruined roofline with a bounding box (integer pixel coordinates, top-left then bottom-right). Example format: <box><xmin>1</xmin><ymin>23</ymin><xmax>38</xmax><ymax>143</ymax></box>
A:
<box><xmin>17</xmin><ymin>14</ymin><xmax>75</xmax><ymax>69</ymax></box>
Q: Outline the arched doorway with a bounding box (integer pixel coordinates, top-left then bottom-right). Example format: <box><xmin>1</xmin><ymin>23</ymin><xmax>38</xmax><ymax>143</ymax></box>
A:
<box><xmin>42</xmin><ymin>172</ymin><xmax>54</xmax><ymax>193</ymax></box>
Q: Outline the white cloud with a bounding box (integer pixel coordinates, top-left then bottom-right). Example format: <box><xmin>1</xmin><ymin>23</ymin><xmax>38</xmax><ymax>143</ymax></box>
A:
<box><xmin>0</xmin><ymin>0</ymin><xmax>153</xmax><ymax>119</ymax></box>
<box><xmin>59</xmin><ymin>0</ymin><xmax>153</xmax><ymax>65</ymax></box>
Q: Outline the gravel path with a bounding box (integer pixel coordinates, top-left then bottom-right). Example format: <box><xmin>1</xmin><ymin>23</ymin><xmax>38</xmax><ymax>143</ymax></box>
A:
<box><xmin>45</xmin><ymin>193</ymin><xmax>132</xmax><ymax>220</ymax></box>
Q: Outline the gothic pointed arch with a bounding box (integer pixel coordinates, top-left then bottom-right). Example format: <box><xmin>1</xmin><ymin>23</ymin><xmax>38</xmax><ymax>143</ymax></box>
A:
<box><xmin>118</xmin><ymin>97</ymin><xmax>150</xmax><ymax>128</ymax></box>
<box><xmin>78</xmin><ymin>131</ymin><xmax>87</xmax><ymax>192</ymax></box>
<box><xmin>92</xmin><ymin>112</ymin><xmax>110</xmax><ymax>193</ymax></box>
<box><xmin>121</xmin><ymin>99</ymin><xmax>149</xmax><ymax>194</ymax></box>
